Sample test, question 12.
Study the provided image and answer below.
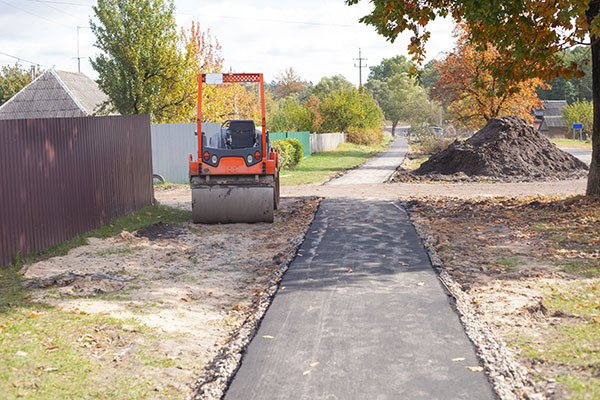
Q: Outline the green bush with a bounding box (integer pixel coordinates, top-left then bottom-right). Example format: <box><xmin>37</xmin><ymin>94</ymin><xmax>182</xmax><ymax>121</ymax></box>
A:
<box><xmin>272</xmin><ymin>138</ymin><xmax>303</xmax><ymax>169</ymax></box>
<box><xmin>286</xmin><ymin>138</ymin><xmax>303</xmax><ymax>167</ymax></box>
<box><xmin>346</xmin><ymin>127</ymin><xmax>384</xmax><ymax>146</ymax></box>
<box><xmin>418</xmin><ymin>135</ymin><xmax>452</xmax><ymax>154</ymax></box>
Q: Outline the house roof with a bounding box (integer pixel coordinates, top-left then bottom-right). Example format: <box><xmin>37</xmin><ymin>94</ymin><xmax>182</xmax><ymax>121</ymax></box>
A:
<box><xmin>539</xmin><ymin>115</ymin><xmax>567</xmax><ymax>130</ymax></box>
<box><xmin>0</xmin><ymin>69</ymin><xmax>112</xmax><ymax>120</ymax></box>
<box><xmin>541</xmin><ymin>100</ymin><xmax>568</xmax><ymax>117</ymax></box>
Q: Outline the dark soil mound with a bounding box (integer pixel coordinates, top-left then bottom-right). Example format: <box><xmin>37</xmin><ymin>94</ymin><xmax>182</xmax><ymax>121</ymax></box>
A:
<box><xmin>136</xmin><ymin>222</ymin><xmax>184</xmax><ymax>240</ymax></box>
<box><xmin>408</xmin><ymin>116</ymin><xmax>588</xmax><ymax>182</ymax></box>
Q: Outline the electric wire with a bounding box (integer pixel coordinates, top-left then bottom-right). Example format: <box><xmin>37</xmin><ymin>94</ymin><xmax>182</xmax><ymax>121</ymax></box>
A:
<box><xmin>0</xmin><ymin>50</ymin><xmax>49</xmax><ymax>68</ymax></box>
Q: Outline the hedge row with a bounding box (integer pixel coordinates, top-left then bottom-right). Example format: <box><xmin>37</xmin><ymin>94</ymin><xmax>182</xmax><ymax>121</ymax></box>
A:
<box><xmin>272</xmin><ymin>138</ymin><xmax>303</xmax><ymax>169</ymax></box>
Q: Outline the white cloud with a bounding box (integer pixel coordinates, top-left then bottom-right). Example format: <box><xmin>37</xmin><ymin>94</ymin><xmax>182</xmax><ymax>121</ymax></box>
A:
<box><xmin>0</xmin><ymin>0</ymin><xmax>455</xmax><ymax>85</ymax></box>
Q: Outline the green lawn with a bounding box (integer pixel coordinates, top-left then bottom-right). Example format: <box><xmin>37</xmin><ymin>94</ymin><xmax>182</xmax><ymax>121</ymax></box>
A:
<box><xmin>280</xmin><ymin>137</ymin><xmax>393</xmax><ymax>186</ymax></box>
<box><xmin>0</xmin><ymin>203</ymin><xmax>191</xmax><ymax>399</ymax></box>
<box><xmin>550</xmin><ymin>138</ymin><xmax>592</xmax><ymax>149</ymax></box>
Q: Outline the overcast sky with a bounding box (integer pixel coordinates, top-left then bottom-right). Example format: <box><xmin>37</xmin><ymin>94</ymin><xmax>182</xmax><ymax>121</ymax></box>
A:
<box><xmin>0</xmin><ymin>0</ymin><xmax>455</xmax><ymax>86</ymax></box>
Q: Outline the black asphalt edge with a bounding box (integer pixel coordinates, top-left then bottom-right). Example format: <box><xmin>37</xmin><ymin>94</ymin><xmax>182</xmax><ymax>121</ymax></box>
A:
<box><xmin>189</xmin><ymin>198</ymin><xmax>323</xmax><ymax>400</ymax></box>
<box><xmin>398</xmin><ymin>200</ymin><xmax>542</xmax><ymax>400</ymax></box>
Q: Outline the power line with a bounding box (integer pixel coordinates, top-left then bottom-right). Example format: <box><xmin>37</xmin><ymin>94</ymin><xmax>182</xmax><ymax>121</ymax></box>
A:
<box><xmin>0</xmin><ymin>51</ymin><xmax>49</xmax><ymax>68</ymax></box>
<box><xmin>0</xmin><ymin>0</ymin><xmax>71</xmax><ymax>28</ymax></box>
<box><xmin>177</xmin><ymin>12</ymin><xmax>356</xmax><ymax>28</ymax></box>
<box><xmin>23</xmin><ymin>0</ymin><xmax>92</xmax><ymax>6</ymax></box>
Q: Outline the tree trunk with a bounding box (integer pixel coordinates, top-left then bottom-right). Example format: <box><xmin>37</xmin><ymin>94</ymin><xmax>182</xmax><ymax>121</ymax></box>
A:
<box><xmin>392</xmin><ymin>120</ymin><xmax>398</xmax><ymax>136</ymax></box>
<box><xmin>587</xmin><ymin>2</ymin><xmax>600</xmax><ymax>195</ymax></box>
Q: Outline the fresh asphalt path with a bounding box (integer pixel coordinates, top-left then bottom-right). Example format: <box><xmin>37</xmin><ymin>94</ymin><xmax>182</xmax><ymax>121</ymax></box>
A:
<box><xmin>328</xmin><ymin>130</ymin><xmax>408</xmax><ymax>185</ymax></box>
<box><xmin>225</xmin><ymin>199</ymin><xmax>496</xmax><ymax>399</ymax></box>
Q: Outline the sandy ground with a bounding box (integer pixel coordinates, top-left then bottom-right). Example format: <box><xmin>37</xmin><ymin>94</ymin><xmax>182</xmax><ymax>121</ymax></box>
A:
<box><xmin>19</xmin><ymin>194</ymin><xmax>319</xmax><ymax>399</ymax></box>
<box><xmin>283</xmin><ymin>179</ymin><xmax>587</xmax><ymax>199</ymax></box>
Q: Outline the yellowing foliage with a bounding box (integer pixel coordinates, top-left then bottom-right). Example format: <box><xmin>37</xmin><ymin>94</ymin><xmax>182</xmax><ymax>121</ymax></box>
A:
<box><xmin>432</xmin><ymin>27</ymin><xmax>548</xmax><ymax>130</ymax></box>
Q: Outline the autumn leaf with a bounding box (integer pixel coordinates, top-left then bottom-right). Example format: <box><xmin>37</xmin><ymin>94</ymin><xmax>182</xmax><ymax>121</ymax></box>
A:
<box><xmin>466</xmin><ymin>366</ymin><xmax>483</xmax><ymax>372</ymax></box>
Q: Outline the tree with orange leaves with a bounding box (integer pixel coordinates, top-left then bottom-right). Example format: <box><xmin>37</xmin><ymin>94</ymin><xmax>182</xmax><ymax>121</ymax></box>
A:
<box><xmin>432</xmin><ymin>27</ymin><xmax>548</xmax><ymax>130</ymax></box>
<box><xmin>177</xmin><ymin>21</ymin><xmax>261</xmax><ymax>124</ymax></box>
<box><xmin>346</xmin><ymin>0</ymin><xmax>600</xmax><ymax>195</ymax></box>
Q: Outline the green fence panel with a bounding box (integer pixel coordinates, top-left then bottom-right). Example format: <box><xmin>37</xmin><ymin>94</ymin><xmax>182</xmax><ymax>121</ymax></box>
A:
<box><xmin>268</xmin><ymin>132</ymin><xmax>287</xmax><ymax>142</ymax></box>
<box><xmin>286</xmin><ymin>131</ymin><xmax>311</xmax><ymax>158</ymax></box>
<box><xmin>269</xmin><ymin>131</ymin><xmax>311</xmax><ymax>158</ymax></box>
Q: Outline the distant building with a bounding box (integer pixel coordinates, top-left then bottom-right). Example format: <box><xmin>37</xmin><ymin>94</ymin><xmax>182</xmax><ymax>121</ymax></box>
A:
<box><xmin>534</xmin><ymin>100</ymin><xmax>568</xmax><ymax>138</ymax></box>
<box><xmin>0</xmin><ymin>69</ymin><xmax>115</xmax><ymax>120</ymax></box>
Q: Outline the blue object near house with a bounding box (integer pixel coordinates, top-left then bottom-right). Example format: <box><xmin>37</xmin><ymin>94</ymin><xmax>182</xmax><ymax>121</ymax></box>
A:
<box><xmin>572</xmin><ymin>123</ymin><xmax>583</xmax><ymax>129</ymax></box>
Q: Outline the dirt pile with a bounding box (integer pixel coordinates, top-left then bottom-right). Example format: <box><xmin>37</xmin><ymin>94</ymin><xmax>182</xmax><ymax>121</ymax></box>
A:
<box><xmin>395</xmin><ymin>116</ymin><xmax>588</xmax><ymax>182</ymax></box>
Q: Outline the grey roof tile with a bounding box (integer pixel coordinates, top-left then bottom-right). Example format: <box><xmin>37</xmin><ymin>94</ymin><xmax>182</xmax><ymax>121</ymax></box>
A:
<box><xmin>0</xmin><ymin>69</ymin><xmax>116</xmax><ymax>120</ymax></box>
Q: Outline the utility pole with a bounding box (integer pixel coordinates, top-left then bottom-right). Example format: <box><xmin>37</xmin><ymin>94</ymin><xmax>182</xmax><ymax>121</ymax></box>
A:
<box><xmin>354</xmin><ymin>48</ymin><xmax>368</xmax><ymax>88</ymax></box>
<box><xmin>73</xmin><ymin>26</ymin><xmax>84</xmax><ymax>73</ymax></box>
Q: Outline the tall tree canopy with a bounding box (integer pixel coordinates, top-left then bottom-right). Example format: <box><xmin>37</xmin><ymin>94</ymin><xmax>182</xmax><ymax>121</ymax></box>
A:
<box><xmin>90</xmin><ymin>0</ymin><xmax>188</xmax><ymax>122</ymax></box>
<box><xmin>367</xmin><ymin>55</ymin><xmax>413</xmax><ymax>82</ymax></box>
<box><xmin>0</xmin><ymin>63</ymin><xmax>37</xmax><ymax>106</ymax></box>
<box><xmin>181</xmin><ymin>21</ymin><xmax>260</xmax><ymax>124</ymax></box>
<box><xmin>271</xmin><ymin>68</ymin><xmax>307</xmax><ymax>99</ymax></box>
<box><xmin>433</xmin><ymin>27</ymin><xmax>547</xmax><ymax>130</ymax></box>
<box><xmin>538</xmin><ymin>46</ymin><xmax>593</xmax><ymax>104</ymax></box>
<box><xmin>347</xmin><ymin>0</ymin><xmax>600</xmax><ymax>195</ymax></box>
<box><xmin>311</xmin><ymin>75</ymin><xmax>355</xmax><ymax>99</ymax></box>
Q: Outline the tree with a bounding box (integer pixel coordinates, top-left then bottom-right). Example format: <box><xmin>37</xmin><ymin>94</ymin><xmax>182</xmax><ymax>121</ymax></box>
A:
<box><xmin>346</xmin><ymin>0</ymin><xmax>600</xmax><ymax>195</ymax></box>
<box><xmin>181</xmin><ymin>21</ymin><xmax>261</xmax><ymax>124</ymax></box>
<box><xmin>419</xmin><ymin>60</ymin><xmax>439</xmax><ymax>91</ymax></box>
<box><xmin>319</xmin><ymin>89</ymin><xmax>384</xmax><ymax>133</ymax></box>
<box><xmin>90</xmin><ymin>0</ymin><xmax>188</xmax><ymax>122</ymax></box>
<box><xmin>311</xmin><ymin>75</ymin><xmax>355</xmax><ymax>99</ymax></box>
<box><xmin>367</xmin><ymin>55</ymin><xmax>413</xmax><ymax>82</ymax></box>
<box><xmin>0</xmin><ymin>63</ymin><xmax>37</xmax><ymax>106</ymax></box>
<box><xmin>272</xmin><ymin>68</ymin><xmax>307</xmax><ymax>99</ymax></box>
<box><xmin>367</xmin><ymin>73</ymin><xmax>436</xmax><ymax>134</ymax></box>
<box><xmin>562</xmin><ymin>100</ymin><xmax>594</xmax><ymax>136</ymax></box>
<box><xmin>269</xmin><ymin>95</ymin><xmax>312</xmax><ymax>132</ymax></box>
<box><xmin>538</xmin><ymin>46</ymin><xmax>593</xmax><ymax>104</ymax></box>
<box><xmin>432</xmin><ymin>27</ymin><xmax>548</xmax><ymax>130</ymax></box>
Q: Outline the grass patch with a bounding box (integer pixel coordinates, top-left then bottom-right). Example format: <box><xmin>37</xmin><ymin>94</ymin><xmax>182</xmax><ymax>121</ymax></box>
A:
<box><xmin>550</xmin><ymin>138</ymin><xmax>592</xmax><ymax>149</ymax></box>
<box><xmin>510</xmin><ymin>280</ymin><xmax>600</xmax><ymax>399</ymax></box>
<box><xmin>560</xmin><ymin>259</ymin><xmax>600</xmax><ymax>277</ymax></box>
<box><xmin>137</xmin><ymin>349</ymin><xmax>176</xmax><ymax>369</ymax></box>
<box><xmin>0</xmin><ymin>263</ymin><xmax>157</xmax><ymax>398</ymax></box>
<box><xmin>557</xmin><ymin>375</ymin><xmax>600</xmax><ymax>400</ymax></box>
<box><xmin>7</xmin><ymin>203</ymin><xmax>191</xmax><ymax>267</ymax></box>
<box><xmin>280</xmin><ymin>136</ymin><xmax>393</xmax><ymax>186</ymax></box>
<box><xmin>497</xmin><ymin>256</ymin><xmax>522</xmax><ymax>271</ymax></box>
<box><xmin>404</xmin><ymin>154</ymin><xmax>430</xmax><ymax>170</ymax></box>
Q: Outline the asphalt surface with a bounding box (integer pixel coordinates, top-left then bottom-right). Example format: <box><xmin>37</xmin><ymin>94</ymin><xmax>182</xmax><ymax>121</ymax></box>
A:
<box><xmin>225</xmin><ymin>199</ymin><xmax>496</xmax><ymax>400</ymax></box>
<box><xmin>328</xmin><ymin>131</ymin><xmax>408</xmax><ymax>185</ymax></box>
<box><xmin>560</xmin><ymin>147</ymin><xmax>592</xmax><ymax>165</ymax></box>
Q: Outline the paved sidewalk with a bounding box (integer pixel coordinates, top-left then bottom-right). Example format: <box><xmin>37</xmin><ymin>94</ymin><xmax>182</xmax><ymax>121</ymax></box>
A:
<box><xmin>224</xmin><ymin>199</ymin><xmax>495</xmax><ymax>400</ymax></box>
<box><xmin>560</xmin><ymin>147</ymin><xmax>592</xmax><ymax>165</ymax></box>
<box><xmin>328</xmin><ymin>134</ymin><xmax>408</xmax><ymax>185</ymax></box>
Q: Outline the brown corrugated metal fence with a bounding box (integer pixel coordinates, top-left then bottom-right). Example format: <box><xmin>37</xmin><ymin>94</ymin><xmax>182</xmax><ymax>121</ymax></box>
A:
<box><xmin>0</xmin><ymin>115</ymin><xmax>153</xmax><ymax>266</ymax></box>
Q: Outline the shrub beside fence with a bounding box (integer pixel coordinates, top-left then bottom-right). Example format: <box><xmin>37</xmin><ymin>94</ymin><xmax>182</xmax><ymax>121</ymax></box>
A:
<box><xmin>269</xmin><ymin>131</ymin><xmax>310</xmax><ymax>158</ymax></box>
<box><xmin>0</xmin><ymin>115</ymin><xmax>153</xmax><ymax>266</ymax></box>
